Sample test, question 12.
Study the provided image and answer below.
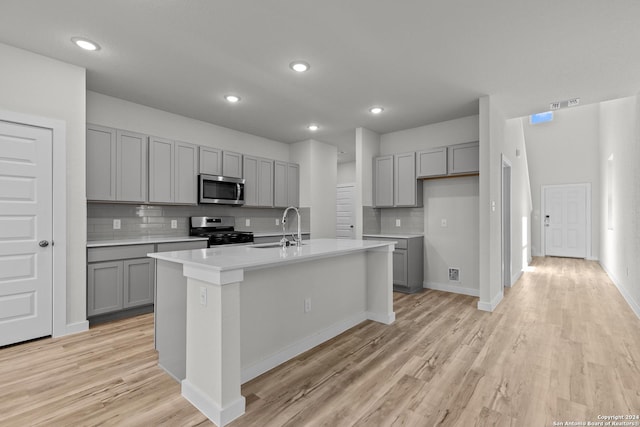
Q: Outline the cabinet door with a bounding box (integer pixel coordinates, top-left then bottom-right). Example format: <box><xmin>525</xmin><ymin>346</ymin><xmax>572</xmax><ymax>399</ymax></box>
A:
<box><xmin>374</xmin><ymin>156</ymin><xmax>394</xmax><ymax>207</ymax></box>
<box><xmin>86</xmin><ymin>124</ymin><xmax>117</xmax><ymax>201</ymax></box>
<box><xmin>87</xmin><ymin>261</ymin><xmax>123</xmax><ymax>316</ymax></box>
<box><xmin>123</xmin><ymin>258</ymin><xmax>155</xmax><ymax>309</ymax></box>
<box><xmin>149</xmin><ymin>137</ymin><xmax>174</xmax><ymax>203</ymax></box>
<box><xmin>392</xmin><ymin>249</ymin><xmax>408</xmax><ymax>287</ymax></box>
<box><xmin>258</xmin><ymin>158</ymin><xmax>274</xmax><ymax>207</ymax></box>
<box><xmin>417</xmin><ymin>147</ymin><xmax>447</xmax><ymax>178</ymax></box>
<box><xmin>448</xmin><ymin>141</ymin><xmax>479</xmax><ymax>175</ymax></box>
<box><xmin>199</xmin><ymin>146</ymin><xmax>222</xmax><ymax>175</ymax></box>
<box><xmin>222</xmin><ymin>151</ymin><xmax>243</xmax><ymax>178</ymax></box>
<box><xmin>116</xmin><ymin>130</ymin><xmax>148</xmax><ymax>202</ymax></box>
<box><xmin>274</xmin><ymin>161</ymin><xmax>288</xmax><ymax>208</ymax></box>
<box><xmin>394</xmin><ymin>152</ymin><xmax>418</xmax><ymax>207</ymax></box>
<box><xmin>243</xmin><ymin>155</ymin><xmax>258</xmax><ymax>206</ymax></box>
<box><xmin>287</xmin><ymin>163</ymin><xmax>300</xmax><ymax>207</ymax></box>
<box><xmin>174</xmin><ymin>141</ymin><xmax>198</xmax><ymax>204</ymax></box>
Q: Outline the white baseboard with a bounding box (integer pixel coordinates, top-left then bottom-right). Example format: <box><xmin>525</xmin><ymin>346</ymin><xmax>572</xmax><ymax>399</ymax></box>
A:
<box><xmin>241</xmin><ymin>312</ymin><xmax>367</xmax><ymax>383</ymax></box>
<box><xmin>599</xmin><ymin>262</ymin><xmax>640</xmax><ymax>320</ymax></box>
<box><xmin>64</xmin><ymin>320</ymin><xmax>89</xmax><ymax>336</ymax></box>
<box><xmin>587</xmin><ymin>256</ymin><xmax>599</xmax><ymax>261</ymax></box>
<box><xmin>477</xmin><ymin>290</ymin><xmax>504</xmax><ymax>312</ymax></box>
<box><xmin>509</xmin><ymin>270</ymin><xmax>523</xmax><ymax>287</ymax></box>
<box><xmin>367</xmin><ymin>311</ymin><xmax>395</xmax><ymax>325</ymax></box>
<box><xmin>423</xmin><ymin>281</ymin><xmax>479</xmax><ymax>297</ymax></box>
<box><xmin>182</xmin><ymin>380</ymin><xmax>245</xmax><ymax>427</ymax></box>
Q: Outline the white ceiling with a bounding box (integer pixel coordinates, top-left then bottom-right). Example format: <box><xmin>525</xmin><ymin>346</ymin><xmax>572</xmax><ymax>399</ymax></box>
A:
<box><xmin>1</xmin><ymin>1</ymin><xmax>639</xmax><ymax>162</ymax></box>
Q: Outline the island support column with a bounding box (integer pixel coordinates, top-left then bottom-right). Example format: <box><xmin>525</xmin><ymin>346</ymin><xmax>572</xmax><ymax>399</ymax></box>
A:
<box><xmin>180</xmin><ymin>265</ymin><xmax>246</xmax><ymax>427</ymax></box>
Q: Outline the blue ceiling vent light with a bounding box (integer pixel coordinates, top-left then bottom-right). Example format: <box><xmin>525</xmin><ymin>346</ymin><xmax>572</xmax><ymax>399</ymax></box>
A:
<box><xmin>530</xmin><ymin>111</ymin><xmax>553</xmax><ymax>124</ymax></box>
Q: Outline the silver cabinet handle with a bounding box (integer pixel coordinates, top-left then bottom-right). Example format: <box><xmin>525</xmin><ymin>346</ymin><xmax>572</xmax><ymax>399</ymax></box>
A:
<box><xmin>39</xmin><ymin>240</ymin><xmax>49</xmax><ymax>247</ymax></box>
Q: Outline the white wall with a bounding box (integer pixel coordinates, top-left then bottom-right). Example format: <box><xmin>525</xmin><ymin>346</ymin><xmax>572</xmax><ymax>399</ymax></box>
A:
<box><xmin>337</xmin><ymin>161</ymin><xmax>356</xmax><ymax>185</ymax></box>
<box><xmin>380</xmin><ymin>116</ymin><xmax>480</xmax><ymax>295</ymax></box>
<box><xmin>598</xmin><ymin>95</ymin><xmax>640</xmax><ymax>317</ymax></box>
<box><xmin>523</xmin><ymin>104</ymin><xmax>600</xmax><ymax>259</ymax></box>
<box><xmin>291</xmin><ymin>139</ymin><xmax>337</xmax><ymax>237</ymax></box>
<box><xmin>87</xmin><ymin>92</ymin><xmax>290</xmax><ymax>161</ymax></box>
<box><xmin>355</xmin><ymin>128</ymin><xmax>381</xmax><ymax>238</ymax></box>
<box><xmin>0</xmin><ymin>43</ymin><xmax>87</xmax><ymax>326</ymax></box>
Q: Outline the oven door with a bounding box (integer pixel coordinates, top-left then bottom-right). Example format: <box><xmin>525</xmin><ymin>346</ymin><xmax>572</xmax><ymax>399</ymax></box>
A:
<box><xmin>199</xmin><ymin>174</ymin><xmax>245</xmax><ymax>205</ymax></box>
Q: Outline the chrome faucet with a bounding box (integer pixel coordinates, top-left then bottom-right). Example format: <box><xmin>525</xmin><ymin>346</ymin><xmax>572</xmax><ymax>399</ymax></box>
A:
<box><xmin>281</xmin><ymin>206</ymin><xmax>301</xmax><ymax>247</ymax></box>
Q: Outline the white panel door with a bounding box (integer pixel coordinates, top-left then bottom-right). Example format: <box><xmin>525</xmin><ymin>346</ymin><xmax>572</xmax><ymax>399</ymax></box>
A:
<box><xmin>336</xmin><ymin>185</ymin><xmax>355</xmax><ymax>239</ymax></box>
<box><xmin>0</xmin><ymin>120</ymin><xmax>53</xmax><ymax>346</ymax></box>
<box><xmin>544</xmin><ymin>185</ymin><xmax>587</xmax><ymax>258</ymax></box>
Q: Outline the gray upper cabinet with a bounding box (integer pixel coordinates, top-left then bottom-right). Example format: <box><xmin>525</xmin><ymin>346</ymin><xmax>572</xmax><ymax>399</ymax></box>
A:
<box><xmin>199</xmin><ymin>146</ymin><xmax>222</xmax><ymax>175</ymax></box>
<box><xmin>87</xmin><ymin>124</ymin><xmax>148</xmax><ymax>203</ymax></box>
<box><xmin>149</xmin><ymin>136</ymin><xmax>174</xmax><ymax>203</ymax></box>
<box><xmin>394</xmin><ymin>152</ymin><xmax>422</xmax><ymax>207</ymax></box>
<box><xmin>174</xmin><ymin>141</ymin><xmax>198</xmax><ymax>204</ymax></box>
<box><xmin>274</xmin><ymin>161</ymin><xmax>300</xmax><ymax>208</ymax></box>
<box><xmin>417</xmin><ymin>147</ymin><xmax>447</xmax><ymax>178</ymax></box>
<box><xmin>448</xmin><ymin>141</ymin><xmax>479</xmax><ymax>175</ymax></box>
<box><xmin>374</xmin><ymin>155</ymin><xmax>394</xmax><ymax>207</ymax></box>
<box><xmin>149</xmin><ymin>138</ymin><xmax>197</xmax><ymax>205</ymax></box>
<box><xmin>116</xmin><ymin>130</ymin><xmax>148</xmax><ymax>202</ymax></box>
<box><xmin>243</xmin><ymin>155</ymin><xmax>274</xmax><ymax>207</ymax></box>
<box><xmin>86</xmin><ymin>124</ymin><xmax>117</xmax><ymax>201</ymax></box>
<box><xmin>222</xmin><ymin>151</ymin><xmax>243</xmax><ymax>178</ymax></box>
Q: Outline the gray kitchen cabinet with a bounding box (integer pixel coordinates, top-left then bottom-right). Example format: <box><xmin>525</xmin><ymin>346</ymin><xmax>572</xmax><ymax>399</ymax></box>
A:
<box><xmin>123</xmin><ymin>258</ymin><xmax>155</xmax><ymax>308</ymax></box>
<box><xmin>174</xmin><ymin>141</ymin><xmax>198</xmax><ymax>204</ymax></box>
<box><xmin>447</xmin><ymin>141</ymin><xmax>479</xmax><ymax>175</ymax></box>
<box><xmin>394</xmin><ymin>152</ymin><xmax>422</xmax><ymax>207</ymax></box>
<box><xmin>363</xmin><ymin>235</ymin><xmax>424</xmax><ymax>293</ymax></box>
<box><xmin>149</xmin><ymin>136</ymin><xmax>174</xmax><ymax>203</ymax></box>
<box><xmin>243</xmin><ymin>155</ymin><xmax>274</xmax><ymax>207</ymax></box>
<box><xmin>116</xmin><ymin>129</ymin><xmax>148</xmax><ymax>202</ymax></box>
<box><xmin>149</xmin><ymin>137</ymin><xmax>197</xmax><ymax>204</ymax></box>
<box><xmin>87</xmin><ymin>261</ymin><xmax>123</xmax><ymax>316</ymax></box>
<box><xmin>199</xmin><ymin>146</ymin><xmax>222</xmax><ymax>175</ymax></box>
<box><xmin>87</xmin><ymin>124</ymin><xmax>117</xmax><ymax>201</ymax></box>
<box><xmin>417</xmin><ymin>147</ymin><xmax>447</xmax><ymax>178</ymax></box>
<box><xmin>274</xmin><ymin>161</ymin><xmax>300</xmax><ymax>208</ymax></box>
<box><xmin>373</xmin><ymin>155</ymin><xmax>394</xmax><ymax>207</ymax></box>
<box><xmin>222</xmin><ymin>151</ymin><xmax>243</xmax><ymax>178</ymax></box>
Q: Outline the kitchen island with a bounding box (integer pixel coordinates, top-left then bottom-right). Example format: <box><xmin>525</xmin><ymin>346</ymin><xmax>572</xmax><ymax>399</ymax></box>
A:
<box><xmin>148</xmin><ymin>238</ymin><xmax>396</xmax><ymax>427</ymax></box>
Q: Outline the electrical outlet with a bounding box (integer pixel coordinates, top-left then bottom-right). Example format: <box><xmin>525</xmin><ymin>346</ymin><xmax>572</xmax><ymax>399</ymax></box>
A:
<box><xmin>245</xmin><ymin>218</ymin><xmax>251</xmax><ymax>227</ymax></box>
<box><xmin>171</xmin><ymin>220</ymin><xmax>177</xmax><ymax>229</ymax></box>
<box><xmin>200</xmin><ymin>287</ymin><xmax>207</xmax><ymax>306</ymax></box>
<box><xmin>276</xmin><ymin>218</ymin><xmax>280</xmax><ymax>226</ymax></box>
<box><xmin>304</xmin><ymin>298</ymin><xmax>311</xmax><ymax>313</ymax></box>
<box><xmin>113</xmin><ymin>219</ymin><xmax>121</xmax><ymax>230</ymax></box>
<box><xmin>441</xmin><ymin>219</ymin><xmax>448</xmax><ymax>227</ymax></box>
<box><xmin>395</xmin><ymin>219</ymin><xmax>401</xmax><ymax>227</ymax></box>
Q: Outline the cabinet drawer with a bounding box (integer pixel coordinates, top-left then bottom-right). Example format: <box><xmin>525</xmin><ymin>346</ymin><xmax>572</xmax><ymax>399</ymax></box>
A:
<box><xmin>88</xmin><ymin>244</ymin><xmax>155</xmax><ymax>262</ymax></box>
<box><xmin>156</xmin><ymin>241</ymin><xmax>208</xmax><ymax>252</ymax></box>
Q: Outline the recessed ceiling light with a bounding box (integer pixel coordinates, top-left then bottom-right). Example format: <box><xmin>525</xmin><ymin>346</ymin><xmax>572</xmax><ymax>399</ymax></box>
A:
<box><xmin>307</xmin><ymin>124</ymin><xmax>319</xmax><ymax>131</ymax></box>
<box><xmin>290</xmin><ymin>61</ymin><xmax>310</xmax><ymax>73</ymax></box>
<box><xmin>224</xmin><ymin>95</ymin><xmax>241</xmax><ymax>103</ymax></box>
<box><xmin>369</xmin><ymin>106</ymin><xmax>384</xmax><ymax>114</ymax></box>
<box><xmin>71</xmin><ymin>37</ymin><xmax>100</xmax><ymax>51</ymax></box>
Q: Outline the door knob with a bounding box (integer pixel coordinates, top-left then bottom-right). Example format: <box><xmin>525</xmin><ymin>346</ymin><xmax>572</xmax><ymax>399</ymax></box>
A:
<box><xmin>39</xmin><ymin>240</ymin><xmax>49</xmax><ymax>247</ymax></box>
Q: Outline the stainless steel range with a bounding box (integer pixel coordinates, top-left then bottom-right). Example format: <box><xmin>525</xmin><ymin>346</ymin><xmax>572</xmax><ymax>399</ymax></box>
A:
<box><xmin>189</xmin><ymin>216</ymin><xmax>253</xmax><ymax>247</ymax></box>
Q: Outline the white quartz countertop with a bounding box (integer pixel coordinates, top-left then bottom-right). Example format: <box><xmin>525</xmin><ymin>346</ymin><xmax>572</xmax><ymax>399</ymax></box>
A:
<box><xmin>148</xmin><ymin>238</ymin><xmax>394</xmax><ymax>272</ymax></box>
<box><xmin>363</xmin><ymin>233</ymin><xmax>424</xmax><ymax>239</ymax></box>
<box><xmin>87</xmin><ymin>236</ymin><xmax>209</xmax><ymax>248</ymax></box>
<box><xmin>252</xmin><ymin>231</ymin><xmax>311</xmax><ymax>238</ymax></box>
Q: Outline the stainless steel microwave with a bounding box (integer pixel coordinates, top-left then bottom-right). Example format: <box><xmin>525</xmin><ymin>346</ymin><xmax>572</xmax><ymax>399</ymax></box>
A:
<box><xmin>198</xmin><ymin>174</ymin><xmax>245</xmax><ymax>205</ymax></box>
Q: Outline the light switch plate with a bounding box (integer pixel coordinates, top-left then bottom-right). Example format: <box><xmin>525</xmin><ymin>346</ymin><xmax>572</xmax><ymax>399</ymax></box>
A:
<box><xmin>276</xmin><ymin>219</ymin><xmax>280</xmax><ymax>226</ymax></box>
<box><xmin>245</xmin><ymin>218</ymin><xmax>251</xmax><ymax>227</ymax></box>
<box><xmin>395</xmin><ymin>219</ymin><xmax>401</xmax><ymax>227</ymax></box>
<box><xmin>113</xmin><ymin>219</ymin><xmax>121</xmax><ymax>230</ymax></box>
<box><xmin>171</xmin><ymin>220</ymin><xmax>177</xmax><ymax>229</ymax></box>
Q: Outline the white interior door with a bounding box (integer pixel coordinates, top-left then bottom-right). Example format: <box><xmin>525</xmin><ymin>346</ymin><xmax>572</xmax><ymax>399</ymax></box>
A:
<box><xmin>336</xmin><ymin>185</ymin><xmax>355</xmax><ymax>239</ymax></box>
<box><xmin>543</xmin><ymin>184</ymin><xmax>587</xmax><ymax>258</ymax></box>
<box><xmin>0</xmin><ymin>120</ymin><xmax>53</xmax><ymax>346</ymax></box>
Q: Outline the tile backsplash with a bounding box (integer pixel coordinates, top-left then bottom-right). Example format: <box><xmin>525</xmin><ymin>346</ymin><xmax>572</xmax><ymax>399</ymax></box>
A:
<box><xmin>87</xmin><ymin>203</ymin><xmax>310</xmax><ymax>241</ymax></box>
<box><xmin>363</xmin><ymin>206</ymin><xmax>424</xmax><ymax>235</ymax></box>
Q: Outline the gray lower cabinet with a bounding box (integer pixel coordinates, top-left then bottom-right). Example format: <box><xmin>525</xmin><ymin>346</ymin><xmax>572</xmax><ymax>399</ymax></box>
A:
<box><xmin>87</xmin><ymin>261</ymin><xmax>123</xmax><ymax>316</ymax></box>
<box><xmin>123</xmin><ymin>258</ymin><xmax>155</xmax><ymax>308</ymax></box>
<box><xmin>363</xmin><ymin>235</ymin><xmax>424</xmax><ymax>293</ymax></box>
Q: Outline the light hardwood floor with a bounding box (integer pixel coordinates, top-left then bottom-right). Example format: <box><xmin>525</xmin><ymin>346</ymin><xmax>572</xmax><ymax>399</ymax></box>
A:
<box><xmin>2</xmin><ymin>257</ymin><xmax>639</xmax><ymax>426</ymax></box>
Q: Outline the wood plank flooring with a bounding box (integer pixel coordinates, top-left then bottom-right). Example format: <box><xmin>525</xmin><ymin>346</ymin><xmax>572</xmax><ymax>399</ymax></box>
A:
<box><xmin>1</xmin><ymin>257</ymin><xmax>639</xmax><ymax>426</ymax></box>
